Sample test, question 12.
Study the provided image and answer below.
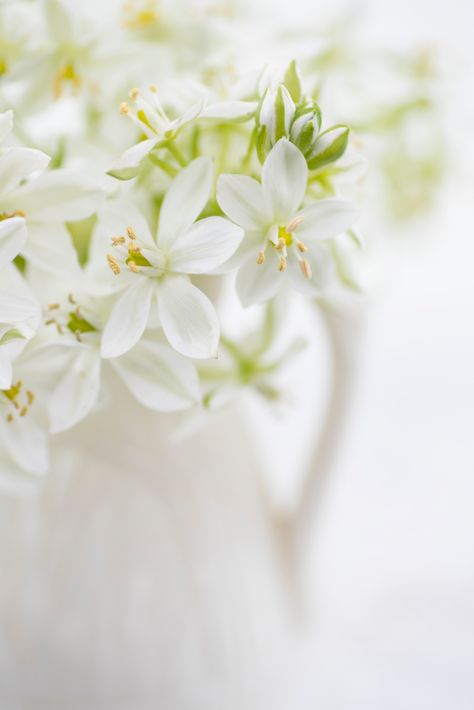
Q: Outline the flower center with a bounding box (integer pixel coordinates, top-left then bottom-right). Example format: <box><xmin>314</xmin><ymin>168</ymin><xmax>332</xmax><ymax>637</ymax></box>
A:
<box><xmin>2</xmin><ymin>380</ymin><xmax>35</xmax><ymax>422</ymax></box>
<box><xmin>122</xmin><ymin>0</ymin><xmax>159</xmax><ymax>29</ymax></box>
<box><xmin>45</xmin><ymin>294</ymin><xmax>97</xmax><ymax>343</ymax></box>
<box><xmin>107</xmin><ymin>225</ymin><xmax>154</xmax><ymax>276</ymax></box>
<box><xmin>54</xmin><ymin>62</ymin><xmax>81</xmax><ymax>99</ymax></box>
<box><xmin>256</xmin><ymin>216</ymin><xmax>312</xmax><ymax>278</ymax></box>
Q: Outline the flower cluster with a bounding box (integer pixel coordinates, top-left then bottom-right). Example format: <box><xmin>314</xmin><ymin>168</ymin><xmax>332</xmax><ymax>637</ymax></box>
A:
<box><xmin>0</xmin><ymin>0</ymin><xmax>371</xmax><ymax>490</ymax></box>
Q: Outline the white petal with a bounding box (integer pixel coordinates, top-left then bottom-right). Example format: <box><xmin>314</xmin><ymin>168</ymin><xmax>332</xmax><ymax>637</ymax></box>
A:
<box><xmin>0</xmin><ymin>217</ymin><xmax>27</xmax><ymax>270</ymax></box>
<box><xmin>101</xmin><ymin>278</ymin><xmax>154</xmax><ymax>358</ymax></box>
<box><xmin>113</xmin><ymin>338</ymin><xmax>201</xmax><ymax>412</ymax></box>
<box><xmin>235</xmin><ymin>252</ymin><xmax>282</xmax><ymax>307</ymax></box>
<box><xmin>0</xmin><ymin>111</ymin><xmax>13</xmax><ymax>143</ymax></box>
<box><xmin>217</xmin><ymin>174</ymin><xmax>267</xmax><ymax>230</ymax></box>
<box><xmin>9</xmin><ymin>170</ymin><xmax>103</xmax><ymax>222</ymax></box>
<box><xmin>157</xmin><ymin>157</ymin><xmax>213</xmax><ymax>251</ymax></box>
<box><xmin>0</xmin><ymin>147</ymin><xmax>50</xmax><ymax>196</ymax></box>
<box><xmin>0</xmin><ymin>351</ymin><xmax>12</xmax><ymax>389</ymax></box>
<box><xmin>262</xmin><ymin>139</ymin><xmax>307</xmax><ymax>222</ymax></box>
<box><xmin>22</xmin><ymin>223</ymin><xmax>82</xmax><ymax>274</ymax></box>
<box><xmin>1</xmin><ymin>417</ymin><xmax>49</xmax><ymax>476</ymax></box>
<box><xmin>200</xmin><ymin>101</ymin><xmax>257</xmax><ymax>121</ymax></box>
<box><xmin>167</xmin><ymin>217</ymin><xmax>243</xmax><ymax>274</ymax></box>
<box><xmin>297</xmin><ymin>199</ymin><xmax>359</xmax><ymax>242</ymax></box>
<box><xmin>49</xmin><ymin>348</ymin><xmax>101</xmax><ymax>433</ymax></box>
<box><xmin>157</xmin><ymin>274</ymin><xmax>219</xmax><ymax>359</ymax></box>
<box><xmin>286</xmin><ymin>244</ymin><xmax>334</xmax><ymax>296</ymax></box>
<box><xmin>94</xmin><ymin>200</ymin><xmax>155</xmax><ymax>251</ymax></box>
<box><xmin>107</xmin><ymin>139</ymin><xmax>158</xmax><ymax>180</ymax></box>
<box><xmin>0</xmin><ymin>294</ymin><xmax>40</xmax><ymax>325</ymax></box>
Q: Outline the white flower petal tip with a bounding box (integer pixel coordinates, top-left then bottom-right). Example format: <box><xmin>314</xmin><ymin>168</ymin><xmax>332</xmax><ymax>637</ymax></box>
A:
<box><xmin>107</xmin><ymin>139</ymin><xmax>158</xmax><ymax>180</ymax></box>
<box><xmin>0</xmin><ymin>216</ymin><xmax>27</xmax><ymax>270</ymax></box>
<box><xmin>157</xmin><ymin>156</ymin><xmax>214</xmax><ymax>251</ymax></box>
<box><xmin>157</xmin><ymin>275</ymin><xmax>220</xmax><ymax>360</ymax></box>
<box><xmin>101</xmin><ymin>278</ymin><xmax>154</xmax><ymax>359</ymax></box>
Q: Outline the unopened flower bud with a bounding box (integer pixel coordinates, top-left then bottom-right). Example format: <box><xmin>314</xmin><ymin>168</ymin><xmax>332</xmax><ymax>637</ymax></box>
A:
<box><xmin>257</xmin><ymin>84</ymin><xmax>295</xmax><ymax>161</ymax></box>
<box><xmin>307</xmin><ymin>125</ymin><xmax>350</xmax><ymax>171</ymax></box>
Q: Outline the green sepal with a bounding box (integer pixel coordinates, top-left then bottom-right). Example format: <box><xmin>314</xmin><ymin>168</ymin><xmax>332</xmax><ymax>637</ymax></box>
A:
<box><xmin>256</xmin><ymin>125</ymin><xmax>267</xmax><ymax>164</ymax></box>
<box><xmin>274</xmin><ymin>85</ymin><xmax>287</xmax><ymax>142</ymax></box>
<box><xmin>0</xmin><ymin>328</ymin><xmax>26</xmax><ymax>346</ymax></box>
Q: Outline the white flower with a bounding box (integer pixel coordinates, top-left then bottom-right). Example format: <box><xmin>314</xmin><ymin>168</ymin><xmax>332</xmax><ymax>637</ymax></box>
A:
<box><xmin>108</xmin><ymin>83</ymin><xmax>256</xmax><ymax>180</ymax></box>
<box><xmin>99</xmin><ymin>157</ymin><xmax>243</xmax><ymax>359</ymax></box>
<box><xmin>0</xmin><ymin>346</ymin><xmax>50</xmax><ymax>491</ymax></box>
<box><xmin>0</xmin><ymin>110</ymin><xmax>103</xmax><ymax>273</ymax></box>
<box><xmin>0</xmin><ymin>217</ymin><xmax>41</xmax><ymax>389</ymax></box>
<box><xmin>27</xmin><ymin>263</ymin><xmax>202</xmax><ymax>433</ymax></box>
<box><xmin>217</xmin><ymin>138</ymin><xmax>359</xmax><ymax>306</ymax></box>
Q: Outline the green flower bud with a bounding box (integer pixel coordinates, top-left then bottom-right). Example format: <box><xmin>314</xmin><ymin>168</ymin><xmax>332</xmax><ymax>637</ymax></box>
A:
<box><xmin>289</xmin><ymin>100</ymin><xmax>322</xmax><ymax>158</ymax></box>
<box><xmin>307</xmin><ymin>125</ymin><xmax>350</xmax><ymax>171</ymax></box>
<box><xmin>257</xmin><ymin>84</ymin><xmax>295</xmax><ymax>159</ymax></box>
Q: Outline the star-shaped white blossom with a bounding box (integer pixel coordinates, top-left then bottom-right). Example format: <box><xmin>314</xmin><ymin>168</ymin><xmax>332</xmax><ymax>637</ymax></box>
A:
<box><xmin>217</xmin><ymin>138</ymin><xmax>360</xmax><ymax>306</ymax></box>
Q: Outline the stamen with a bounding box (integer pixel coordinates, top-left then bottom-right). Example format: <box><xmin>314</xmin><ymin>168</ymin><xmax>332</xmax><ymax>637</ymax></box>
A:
<box><xmin>257</xmin><ymin>250</ymin><xmax>265</xmax><ymax>265</ymax></box>
<box><xmin>75</xmin><ymin>306</ymin><xmax>84</xmax><ymax>320</ymax></box>
<box><xmin>20</xmin><ymin>406</ymin><xmax>27</xmax><ymax>417</ymax></box>
<box><xmin>45</xmin><ymin>318</ymin><xmax>57</xmax><ymax>326</ymax></box>
<box><xmin>48</xmin><ymin>303</ymin><xmax>61</xmax><ymax>310</ymax></box>
<box><xmin>149</xmin><ymin>84</ymin><xmax>157</xmax><ymax>93</ymax></box>
<box><xmin>278</xmin><ymin>256</ymin><xmax>287</xmax><ymax>272</ymax></box>
<box><xmin>56</xmin><ymin>323</ymin><xmax>64</xmax><ymax>335</ymax></box>
<box><xmin>107</xmin><ymin>253</ymin><xmax>121</xmax><ymax>275</ymax></box>
<box><xmin>127</xmin><ymin>260</ymin><xmax>140</xmax><ymax>273</ymax></box>
<box><xmin>111</xmin><ymin>236</ymin><xmax>126</xmax><ymax>246</ymax></box>
<box><xmin>127</xmin><ymin>226</ymin><xmax>137</xmax><ymax>240</ymax></box>
<box><xmin>299</xmin><ymin>259</ymin><xmax>312</xmax><ymax>279</ymax></box>
<box><xmin>120</xmin><ymin>102</ymin><xmax>130</xmax><ymax>115</ymax></box>
<box><xmin>296</xmin><ymin>240</ymin><xmax>308</xmax><ymax>253</ymax></box>
<box><xmin>68</xmin><ymin>293</ymin><xmax>77</xmax><ymax>305</ymax></box>
<box><xmin>75</xmin><ymin>330</ymin><xmax>82</xmax><ymax>342</ymax></box>
<box><xmin>26</xmin><ymin>391</ymin><xmax>35</xmax><ymax>406</ymax></box>
<box><xmin>287</xmin><ymin>216</ymin><xmax>303</xmax><ymax>233</ymax></box>
<box><xmin>6</xmin><ymin>414</ymin><xmax>13</xmax><ymax>423</ymax></box>
<box><xmin>276</xmin><ymin>237</ymin><xmax>286</xmax><ymax>251</ymax></box>
<box><xmin>129</xmin><ymin>87</ymin><xmax>140</xmax><ymax>101</ymax></box>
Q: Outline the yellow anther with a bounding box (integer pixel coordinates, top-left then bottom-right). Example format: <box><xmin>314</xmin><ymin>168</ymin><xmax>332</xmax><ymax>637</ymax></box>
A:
<box><xmin>48</xmin><ymin>303</ymin><xmax>61</xmax><ymax>310</ymax></box>
<box><xmin>56</xmin><ymin>323</ymin><xmax>64</xmax><ymax>335</ymax></box>
<box><xmin>111</xmin><ymin>236</ymin><xmax>126</xmax><ymax>246</ymax></box>
<box><xmin>6</xmin><ymin>413</ymin><xmax>13</xmax><ymax>423</ymax></box>
<box><xmin>299</xmin><ymin>259</ymin><xmax>312</xmax><ymax>279</ymax></box>
<box><xmin>75</xmin><ymin>306</ymin><xmax>83</xmax><ymax>320</ymax></box>
<box><xmin>26</xmin><ymin>391</ymin><xmax>35</xmax><ymax>406</ymax></box>
<box><xmin>75</xmin><ymin>330</ymin><xmax>82</xmax><ymax>343</ymax></box>
<box><xmin>149</xmin><ymin>84</ymin><xmax>157</xmax><ymax>93</ymax></box>
<box><xmin>127</xmin><ymin>260</ymin><xmax>140</xmax><ymax>273</ymax></box>
<box><xmin>15</xmin><ymin>381</ymin><xmax>22</xmax><ymax>391</ymax></box>
<box><xmin>296</xmin><ymin>240</ymin><xmax>308</xmax><ymax>253</ymax></box>
<box><xmin>256</xmin><ymin>250</ymin><xmax>265</xmax><ymax>265</ymax></box>
<box><xmin>45</xmin><ymin>318</ymin><xmax>56</xmax><ymax>326</ymax></box>
<box><xmin>107</xmin><ymin>253</ymin><xmax>121</xmax><ymax>275</ymax></box>
<box><xmin>276</xmin><ymin>237</ymin><xmax>286</xmax><ymax>251</ymax></box>
<box><xmin>278</xmin><ymin>256</ymin><xmax>287</xmax><ymax>272</ymax></box>
<box><xmin>120</xmin><ymin>102</ymin><xmax>130</xmax><ymax>115</ymax></box>
<box><xmin>126</xmin><ymin>226</ymin><xmax>137</xmax><ymax>240</ymax></box>
<box><xmin>20</xmin><ymin>406</ymin><xmax>28</xmax><ymax>417</ymax></box>
<box><xmin>129</xmin><ymin>87</ymin><xmax>140</xmax><ymax>101</ymax></box>
<box><xmin>68</xmin><ymin>293</ymin><xmax>76</xmax><ymax>304</ymax></box>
